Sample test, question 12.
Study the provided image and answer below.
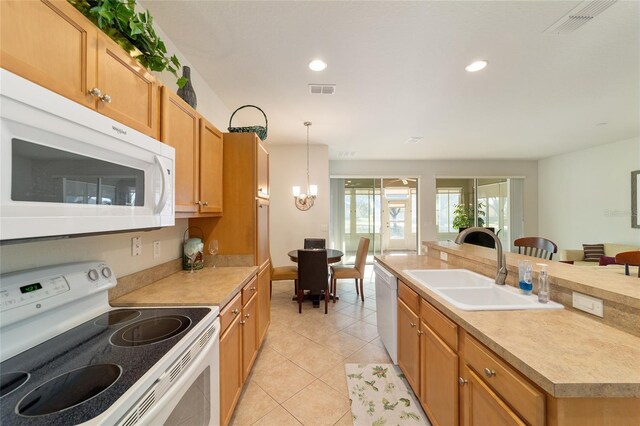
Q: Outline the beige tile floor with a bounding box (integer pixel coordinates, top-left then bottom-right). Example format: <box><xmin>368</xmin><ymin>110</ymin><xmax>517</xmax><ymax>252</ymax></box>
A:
<box><xmin>229</xmin><ymin>266</ymin><xmax>393</xmax><ymax>426</ymax></box>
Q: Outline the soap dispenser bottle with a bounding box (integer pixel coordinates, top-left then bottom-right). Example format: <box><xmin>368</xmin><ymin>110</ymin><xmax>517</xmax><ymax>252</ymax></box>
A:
<box><xmin>537</xmin><ymin>263</ymin><xmax>549</xmax><ymax>303</ymax></box>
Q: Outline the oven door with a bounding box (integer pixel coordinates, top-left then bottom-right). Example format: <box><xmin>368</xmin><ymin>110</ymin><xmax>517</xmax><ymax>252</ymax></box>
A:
<box><xmin>0</xmin><ymin>69</ymin><xmax>174</xmax><ymax>241</ymax></box>
<box><xmin>132</xmin><ymin>320</ymin><xmax>220</xmax><ymax>426</ymax></box>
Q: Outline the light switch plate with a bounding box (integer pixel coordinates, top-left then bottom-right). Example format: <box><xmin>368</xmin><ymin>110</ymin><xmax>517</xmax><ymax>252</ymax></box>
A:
<box><xmin>572</xmin><ymin>292</ymin><xmax>603</xmax><ymax>317</ymax></box>
<box><xmin>440</xmin><ymin>251</ymin><xmax>448</xmax><ymax>262</ymax></box>
<box><xmin>153</xmin><ymin>241</ymin><xmax>161</xmax><ymax>259</ymax></box>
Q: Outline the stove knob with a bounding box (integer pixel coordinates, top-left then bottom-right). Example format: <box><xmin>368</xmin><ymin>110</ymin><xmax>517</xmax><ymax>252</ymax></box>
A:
<box><xmin>88</xmin><ymin>269</ymin><xmax>99</xmax><ymax>281</ymax></box>
<box><xmin>101</xmin><ymin>267</ymin><xmax>112</xmax><ymax>279</ymax></box>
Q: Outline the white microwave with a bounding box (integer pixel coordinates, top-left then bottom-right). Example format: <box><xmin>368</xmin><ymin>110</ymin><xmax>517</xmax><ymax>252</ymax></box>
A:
<box><xmin>0</xmin><ymin>69</ymin><xmax>175</xmax><ymax>241</ymax></box>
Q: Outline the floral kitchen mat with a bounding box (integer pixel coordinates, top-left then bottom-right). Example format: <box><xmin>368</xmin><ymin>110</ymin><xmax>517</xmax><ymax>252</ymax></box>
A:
<box><xmin>345</xmin><ymin>363</ymin><xmax>430</xmax><ymax>426</ymax></box>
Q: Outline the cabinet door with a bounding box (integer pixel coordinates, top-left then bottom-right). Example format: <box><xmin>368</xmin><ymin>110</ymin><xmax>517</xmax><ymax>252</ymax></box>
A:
<box><xmin>198</xmin><ymin>118</ymin><xmax>223</xmax><ymax>214</ymax></box>
<box><xmin>97</xmin><ymin>34</ymin><xmax>159</xmax><ymax>138</ymax></box>
<box><xmin>220</xmin><ymin>315</ymin><xmax>242</xmax><ymax>426</ymax></box>
<box><xmin>397</xmin><ymin>298</ymin><xmax>420</xmax><ymax>393</ymax></box>
<box><xmin>241</xmin><ymin>294</ymin><xmax>258</xmax><ymax>382</ymax></box>
<box><xmin>256</xmin><ymin>199</ymin><xmax>269</xmax><ymax>269</ymax></box>
<box><xmin>460</xmin><ymin>364</ymin><xmax>525</xmax><ymax>426</ymax></box>
<box><xmin>256</xmin><ymin>138</ymin><xmax>269</xmax><ymax>198</ymax></box>
<box><xmin>0</xmin><ymin>0</ymin><xmax>97</xmax><ymax>108</ymax></box>
<box><xmin>161</xmin><ymin>88</ymin><xmax>199</xmax><ymax>213</ymax></box>
<box><xmin>257</xmin><ymin>264</ymin><xmax>271</xmax><ymax>345</ymax></box>
<box><xmin>421</xmin><ymin>321</ymin><xmax>459</xmax><ymax>426</ymax></box>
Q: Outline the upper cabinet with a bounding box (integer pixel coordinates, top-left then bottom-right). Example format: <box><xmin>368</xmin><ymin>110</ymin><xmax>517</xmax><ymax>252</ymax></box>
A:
<box><xmin>0</xmin><ymin>0</ymin><xmax>159</xmax><ymax>138</ymax></box>
<box><xmin>161</xmin><ymin>88</ymin><xmax>223</xmax><ymax>217</ymax></box>
<box><xmin>257</xmin><ymin>141</ymin><xmax>269</xmax><ymax>199</ymax></box>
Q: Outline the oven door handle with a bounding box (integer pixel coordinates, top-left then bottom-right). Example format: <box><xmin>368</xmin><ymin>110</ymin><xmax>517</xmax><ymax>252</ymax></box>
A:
<box><xmin>154</xmin><ymin>155</ymin><xmax>169</xmax><ymax>214</ymax></box>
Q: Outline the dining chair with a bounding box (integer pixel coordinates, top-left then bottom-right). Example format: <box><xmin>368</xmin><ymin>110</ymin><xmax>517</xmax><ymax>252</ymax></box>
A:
<box><xmin>304</xmin><ymin>238</ymin><xmax>326</xmax><ymax>249</ymax></box>
<box><xmin>297</xmin><ymin>249</ymin><xmax>330</xmax><ymax>313</ymax></box>
<box><xmin>614</xmin><ymin>251</ymin><xmax>640</xmax><ymax>277</ymax></box>
<box><xmin>514</xmin><ymin>237</ymin><xmax>558</xmax><ymax>260</ymax></box>
<box><xmin>269</xmin><ymin>258</ymin><xmax>298</xmax><ymax>298</ymax></box>
<box><xmin>458</xmin><ymin>227</ymin><xmax>496</xmax><ymax>249</ymax></box>
<box><xmin>330</xmin><ymin>237</ymin><xmax>370</xmax><ymax>302</ymax></box>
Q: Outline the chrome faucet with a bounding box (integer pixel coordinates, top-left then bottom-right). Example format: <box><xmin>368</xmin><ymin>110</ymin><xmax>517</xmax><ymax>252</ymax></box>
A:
<box><xmin>454</xmin><ymin>227</ymin><xmax>507</xmax><ymax>285</ymax></box>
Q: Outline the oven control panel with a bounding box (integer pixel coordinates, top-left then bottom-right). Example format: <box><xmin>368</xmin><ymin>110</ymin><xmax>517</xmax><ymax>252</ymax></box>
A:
<box><xmin>0</xmin><ymin>275</ymin><xmax>70</xmax><ymax>310</ymax></box>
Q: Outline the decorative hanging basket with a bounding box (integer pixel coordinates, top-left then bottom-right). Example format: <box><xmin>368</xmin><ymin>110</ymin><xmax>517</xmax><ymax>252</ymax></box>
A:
<box><xmin>227</xmin><ymin>105</ymin><xmax>268</xmax><ymax>141</ymax></box>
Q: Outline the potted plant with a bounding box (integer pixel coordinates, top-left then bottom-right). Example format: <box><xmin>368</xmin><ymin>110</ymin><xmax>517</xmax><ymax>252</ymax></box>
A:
<box><xmin>68</xmin><ymin>0</ymin><xmax>187</xmax><ymax>88</ymax></box>
<box><xmin>452</xmin><ymin>202</ymin><xmax>486</xmax><ymax>230</ymax></box>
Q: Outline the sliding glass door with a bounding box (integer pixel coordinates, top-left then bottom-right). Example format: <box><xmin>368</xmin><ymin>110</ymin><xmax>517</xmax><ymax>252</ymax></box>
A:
<box><xmin>330</xmin><ymin>177</ymin><xmax>419</xmax><ymax>264</ymax></box>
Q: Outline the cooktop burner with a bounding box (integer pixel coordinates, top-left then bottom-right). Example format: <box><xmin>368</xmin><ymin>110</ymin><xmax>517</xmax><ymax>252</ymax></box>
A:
<box><xmin>0</xmin><ymin>372</ymin><xmax>30</xmax><ymax>398</ymax></box>
<box><xmin>110</xmin><ymin>315</ymin><xmax>192</xmax><ymax>347</ymax></box>
<box><xmin>17</xmin><ymin>364</ymin><xmax>121</xmax><ymax>417</ymax></box>
<box><xmin>0</xmin><ymin>307</ymin><xmax>211</xmax><ymax>426</ymax></box>
<box><xmin>94</xmin><ymin>309</ymin><xmax>141</xmax><ymax>327</ymax></box>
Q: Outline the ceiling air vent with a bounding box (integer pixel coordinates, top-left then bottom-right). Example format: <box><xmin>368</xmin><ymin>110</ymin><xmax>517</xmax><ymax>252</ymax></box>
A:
<box><xmin>309</xmin><ymin>84</ymin><xmax>336</xmax><ymax>95</ymax></box>
<box><xmin>544</xmin><ymin>0</ymin><xmax>618</xmax><ymax>34</ymax></box>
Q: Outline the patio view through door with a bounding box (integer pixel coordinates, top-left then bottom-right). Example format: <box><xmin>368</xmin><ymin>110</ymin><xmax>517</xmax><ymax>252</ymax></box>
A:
<box><xmin>329</xmin><ymin>177</ymin><xmax>419</xmax><ymax>264</ymax></box>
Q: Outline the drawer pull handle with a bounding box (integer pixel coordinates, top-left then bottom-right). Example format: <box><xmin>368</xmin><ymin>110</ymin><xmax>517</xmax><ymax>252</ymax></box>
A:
<box><xmin>458</xmin><ymin>377</ymin><xmax>468</xmax><ymax>385</ymax></box>
<box><xmin>484</xmin><ymin>368</ymin><xmax>496</xmax><ymax>378</ymax></box>
<box><xmin>410</xmin><ymin>322</ymin><xmax>416</xmax><ymax>328</ymax></box>
<box><xmin>232</xmin><ymin>309</ymin><xmax>239</xmax><ymax>315</ymax></box>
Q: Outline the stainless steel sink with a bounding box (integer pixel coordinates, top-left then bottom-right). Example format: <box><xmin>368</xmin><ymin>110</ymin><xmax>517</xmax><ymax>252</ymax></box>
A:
<box><xmin>402</xmin><ymin>269</ymin><xmax>564</xmax><ymax>311</ymax></box>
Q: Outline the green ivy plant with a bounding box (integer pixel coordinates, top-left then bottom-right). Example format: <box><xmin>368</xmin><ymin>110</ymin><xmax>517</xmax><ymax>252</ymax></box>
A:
<box><xmin>69</xmin><ymin>0</ymin><xmax>187</xmax><ymax>88</ymax></box>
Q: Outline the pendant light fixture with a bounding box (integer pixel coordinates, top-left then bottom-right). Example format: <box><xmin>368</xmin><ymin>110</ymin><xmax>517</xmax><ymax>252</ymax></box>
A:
<box><xmin>292</xmin><ymin>121</ymin><xmax>318</xmax><ymax>211</ymax></box>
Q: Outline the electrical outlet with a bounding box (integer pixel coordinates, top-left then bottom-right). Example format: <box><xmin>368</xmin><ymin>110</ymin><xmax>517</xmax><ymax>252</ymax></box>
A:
<box><xmin>440</xmin><ymin>251</ymin><xmax>448</xmax><ymax>262</ymax></box>
<box><xmin>131</xmin><ymin>237</ymin><xmax>142</xmax><ymax>256</ymax></box>
<box><xmin>153</xmin><ymin>241</ymin><xmax>161</xmax><ymax>259</ymax></box>
<box><xmin>572</xmin><ymin>292</ymin><xmax>603</xmax><ymax>317</ymax></box>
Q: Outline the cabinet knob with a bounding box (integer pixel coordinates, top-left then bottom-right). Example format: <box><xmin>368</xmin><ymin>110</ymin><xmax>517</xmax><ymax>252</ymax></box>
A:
<box><xmin>232</xmin><ymin>309</ymin><xmax>239</xmax><ymax>315</ymax></box>
<box><xmin>245</xmin><ymin>313</ymin><xmax>251</xmax><ymax>318</ymax></box>
<box><xmin>484</xmin><ymin>368</ymin><xmax>497</xmax><ymax>378</ymax></box>
<box><xmin>89</xmin><ymin>87</ymin><xmax>102</xmax><ymax>97</ymax></box>
<box><xmin>410</xmin><ymin>322</ymin><xmax>416</xmax><ymax>328</ymax></box>
<box><xmin>417</xmin><ymin>330</ymin><xmax>424</xmax><ymax>336</ymax></box>
<box><xmin>458</xmin><ymin>377</ymin><xmax>468</xmax><ymax>385</ymax></box>
<box><xmin>99</xmin><ymin>93</ymin><xmax>112</xmax><ymax>103</ymax></box>
<box><xmin>202</xmin><ymin>201</ymin><xmax>208</xmax><ymax>206</ymax></box>
<box><xmin>251</xmin><ymin>287</ymin><xmax>257</xmax><ymax>292</ymax></box>
<box><xmin>240</xmin><ymin>320</ymin><xmax>246</xmax><ymax>325</ymax></box>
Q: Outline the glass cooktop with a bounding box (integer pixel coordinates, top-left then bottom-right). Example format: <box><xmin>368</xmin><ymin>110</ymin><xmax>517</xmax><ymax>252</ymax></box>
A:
<box><xmin>0</xmin><ymin>307</ymin><xmax>210</xmax><ymax>426</ymax></box>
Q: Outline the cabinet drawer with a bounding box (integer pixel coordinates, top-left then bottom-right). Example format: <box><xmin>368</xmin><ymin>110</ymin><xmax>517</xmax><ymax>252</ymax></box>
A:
<box><xmin>242</xmin><ymin>276</ymin><xmax>258</xmax><ymax>305</ymax></box>
<box><xmin>420</xmin><ymin>298</ymin><xmax>458</xmax><ymax>351</ymax></box>
<box><xmin>220</xmin><ymin>293</ymin><xmax>242</xmax><ymax>335</ymax></box>
<box><xmin>462</xmin><ymin>333</ymin><xmax>545</xmax><ymax>426</ymax></box>
<box><xmin>398</xmin><ymin>280</ymin><xmax>420</xmax><ymax>313</ymax></box>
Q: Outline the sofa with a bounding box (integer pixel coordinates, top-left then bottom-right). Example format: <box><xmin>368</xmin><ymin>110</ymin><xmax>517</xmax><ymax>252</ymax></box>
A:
<box><xmin>559</xmin><ymin>243</ymin><xmax>639</xmax><ymax>276</ymax></box>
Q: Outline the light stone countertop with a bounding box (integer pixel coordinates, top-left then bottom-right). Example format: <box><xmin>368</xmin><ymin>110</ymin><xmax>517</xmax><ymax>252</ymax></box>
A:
<box><xmin>375</xmin><ymin>254</ymin><xmax>640</xmax><ymax>398</ymax></box>
<box><xmin>110</xmin><ymin>266</ymin><xmax>259</xmax><ymax>308</ymax></box>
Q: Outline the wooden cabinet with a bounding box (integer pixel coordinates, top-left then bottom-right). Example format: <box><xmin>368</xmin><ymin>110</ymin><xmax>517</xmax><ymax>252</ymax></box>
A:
<box><xmin>257</xmin><ymin>263</ymin><xmax>271</xmax><ymax>345</ymax></box>
<box><xmin>241</xmin><ymin>289</ymin><xmax>258</xmax><ymax>382</ymax></box>
<box><xmin>161</xmin><ymin>89</ymin><xmax>223</xmax><ymax>217</ymax></box>
<box><xmin>219</xmin><ymin>293</ymin><xmax>243</xmax><ymax>426</ymax></box>
<box><xmin>460</xmin><ymin>364</ymin><xmax>525</xmax><ymax>426</ymax></box>
<box><xmin>398</xmin><ymin>297</ymin><xmax>420</xmax><ymax>392</ymax></box>
<box><xmin>192</xmin><ymin>132</ymin><xmax>269</xmax><ymax>268</ymax></box>
<box><xmin>1</xmin><ymin>0</ymin><xmax>159</xmax><ymax>138</ymax></box>
<box><xmin>460</xmin><ymin>331</ymin><xmax>545</xmax><ymax>426</ymax></box>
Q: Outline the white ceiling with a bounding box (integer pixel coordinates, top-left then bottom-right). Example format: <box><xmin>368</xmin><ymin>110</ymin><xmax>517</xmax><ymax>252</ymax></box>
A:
<box><xmin>144</xmin><ymin>0</ymin><xmax>639</xmax><ymax>160</ymax></box>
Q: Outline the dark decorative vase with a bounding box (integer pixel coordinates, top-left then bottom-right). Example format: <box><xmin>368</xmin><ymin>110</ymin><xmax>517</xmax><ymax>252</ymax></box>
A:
<box><xmin>177</xmin><ymin>66</ymin><xmax>197</xmax><ymax>109</ymax></box>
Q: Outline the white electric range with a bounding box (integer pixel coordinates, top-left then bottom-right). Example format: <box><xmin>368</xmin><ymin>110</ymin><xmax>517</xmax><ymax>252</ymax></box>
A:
<box><xmin>0</xmin><ymin>261</ymin><xmax>219</xmax><ymax>425</ymax></box>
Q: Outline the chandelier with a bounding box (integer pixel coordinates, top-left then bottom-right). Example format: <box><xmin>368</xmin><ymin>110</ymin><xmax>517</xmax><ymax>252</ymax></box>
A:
<box><xmin>292</xmin><ymin>121</ymin><xmax>317</xmax><ymax>211</ymax></box>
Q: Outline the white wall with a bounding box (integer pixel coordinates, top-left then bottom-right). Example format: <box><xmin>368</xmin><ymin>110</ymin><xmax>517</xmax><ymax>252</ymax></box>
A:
<box><xmin>0</xmin><ymin>12</ymin><xmax>230</xmax><ymax>277</ymax></box>
<box><xmin>330</xmin><ymin>159</ymin><xmax>539</xmax><ymax>245</ymax></box>
<box><xmin>269</xmin><ymin>145</ymin><xmax>330</xmax><ymax>267</ymax></box>
<box><xmin>538</xmin><ymin>137</ymin><xmax>640</xmax><ymax>249</ymax></box>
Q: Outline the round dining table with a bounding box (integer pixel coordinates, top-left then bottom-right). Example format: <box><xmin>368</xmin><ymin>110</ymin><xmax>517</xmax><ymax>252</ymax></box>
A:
<box><xmin>287</xmin><ymin>249</ymin><xmax>344</xmax><ymax>264</ymax></box>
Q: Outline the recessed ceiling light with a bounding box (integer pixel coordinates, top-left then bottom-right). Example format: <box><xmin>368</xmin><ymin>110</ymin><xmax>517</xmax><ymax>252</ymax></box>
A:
<box><xmin>465</xmin><ymin>60</ymin><xmax>488</xmax><ymax>72</ymax></box>
<box><xmin>309</xmin><ymin>59</ymin><xmax>327</xmax><ymax>71</ymax></box>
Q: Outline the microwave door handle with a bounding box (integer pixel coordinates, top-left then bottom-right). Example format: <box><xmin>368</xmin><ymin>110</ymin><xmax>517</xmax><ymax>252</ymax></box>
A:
<box><xmin>154</xmin><ymin>155</ymin><xmax>169</xmax><ymax>214</ymax></box>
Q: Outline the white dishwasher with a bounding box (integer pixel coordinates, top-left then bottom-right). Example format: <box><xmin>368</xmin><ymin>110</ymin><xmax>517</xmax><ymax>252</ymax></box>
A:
<box><xmin>374</xmin><ymin>262</ymin><xmax>398</xmax><ymax>364</ymax></box>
